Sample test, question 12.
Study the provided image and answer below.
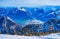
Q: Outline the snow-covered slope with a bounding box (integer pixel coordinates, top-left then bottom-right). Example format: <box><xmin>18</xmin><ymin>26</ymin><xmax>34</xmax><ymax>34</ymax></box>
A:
<box><xmin>0</xmin><ymin>33</ymin><xmax>60</xmax><ymax>39</ymax></box>
<box><xmin>25</xmin><ymin>19</ymin><xmax>44</xmax><ymax>26</ymax></box>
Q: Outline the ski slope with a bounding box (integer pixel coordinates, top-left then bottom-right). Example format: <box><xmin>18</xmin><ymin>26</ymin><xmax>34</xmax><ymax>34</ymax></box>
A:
<box><xmin>0</xmin><ymin>33</ymin><xmax>60</xmax><ymax>39</ymax></box>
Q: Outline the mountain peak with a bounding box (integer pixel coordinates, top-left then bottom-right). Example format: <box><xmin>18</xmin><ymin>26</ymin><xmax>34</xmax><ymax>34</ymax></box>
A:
<box><xmin>18</xmin><ymin>7</ymin><xmax>26</xmax><ymax>12</ymax></box>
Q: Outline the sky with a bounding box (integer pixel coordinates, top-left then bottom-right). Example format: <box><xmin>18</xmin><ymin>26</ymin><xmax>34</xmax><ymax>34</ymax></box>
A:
<box><xmin>0</xmin><ymin>0</ymin><xmax>60</xmax><ymax>7</ymax></box>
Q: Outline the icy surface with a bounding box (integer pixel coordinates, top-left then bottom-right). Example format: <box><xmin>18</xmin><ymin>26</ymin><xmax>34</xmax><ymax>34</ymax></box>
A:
<box><xmin>0</xmin><ymin>33</ymin><xmax>60</xmax><ymax>39</ymax></box>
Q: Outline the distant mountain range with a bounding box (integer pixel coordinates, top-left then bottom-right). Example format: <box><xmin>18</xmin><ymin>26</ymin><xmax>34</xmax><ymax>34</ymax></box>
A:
<box><xmin>0</xmin><ymin>6</ymin><xmax>60</xmax><ymax>35</ymax></box>
<box><xmin>0</xmin><ymin>16</ymin><xmax>60</xmax><ymax>36</ymax></box>
<box><xmin>0</xmin><ymin>6</ymin><xmax>59</xmax><ymax>24</ymax></box>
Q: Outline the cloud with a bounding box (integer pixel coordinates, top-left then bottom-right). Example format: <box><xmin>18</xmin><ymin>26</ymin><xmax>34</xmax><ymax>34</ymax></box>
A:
<box><xmin>0</xmin><ymin>0</ymin><xmax>60</xmax><ymax>7</ymax></box>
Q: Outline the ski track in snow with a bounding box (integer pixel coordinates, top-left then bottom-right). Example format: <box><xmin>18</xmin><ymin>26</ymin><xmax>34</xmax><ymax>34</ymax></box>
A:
<box><xmin>0</xmin><ymin>33</ymin><xmax>60</xmax><ymax>39</ymax></box>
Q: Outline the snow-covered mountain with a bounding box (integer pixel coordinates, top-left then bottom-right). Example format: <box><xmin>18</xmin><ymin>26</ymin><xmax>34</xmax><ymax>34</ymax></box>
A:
<box><xmin>0</xmin><ymin>6</ymin><xmax>60</xmax><ymax>36</ymax></box>
<box><xmin>0</xmin><ymin>16</ymin><xmax>22</xmax><ymax>35</ymax></box>
<box><xmin>43</xmin><ymin>18</ymin><xmax>60</xmax><ymax>32</ymax></box>
<box><xmin>21</xmin><ymin>19</ymin><xmax>44</xmax><ymax>35</ymax></box>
